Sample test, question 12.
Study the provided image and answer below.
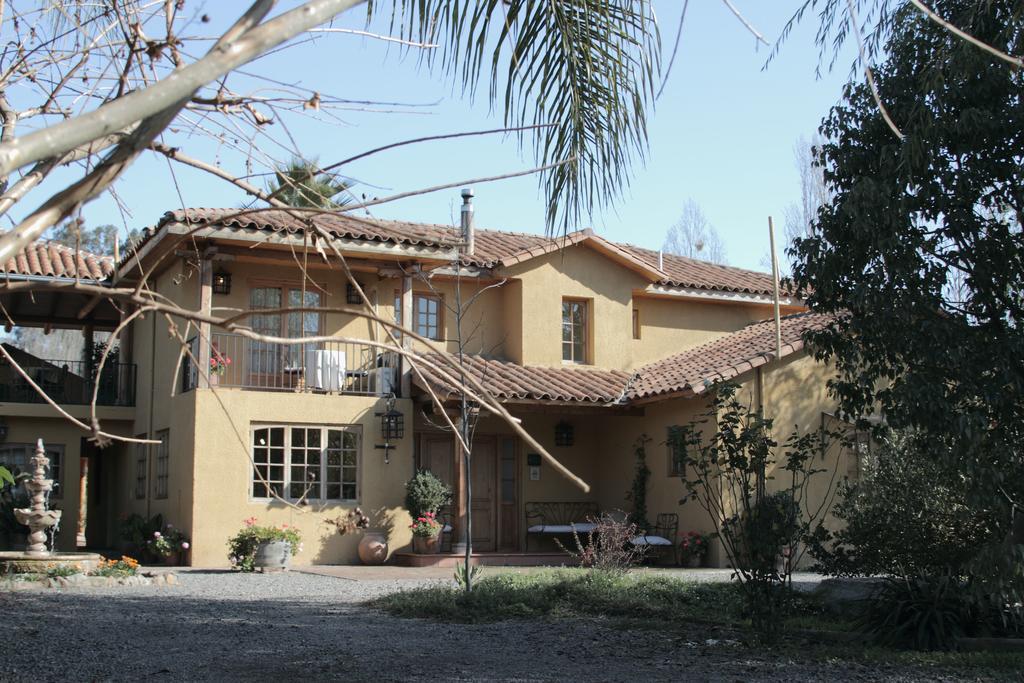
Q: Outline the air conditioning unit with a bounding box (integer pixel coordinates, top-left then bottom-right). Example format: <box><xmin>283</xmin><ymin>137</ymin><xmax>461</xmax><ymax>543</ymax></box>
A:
<box><xmin>368</xmin><ymin>367</ymin><xmax>396</xmax><ymax>396</ymax></box>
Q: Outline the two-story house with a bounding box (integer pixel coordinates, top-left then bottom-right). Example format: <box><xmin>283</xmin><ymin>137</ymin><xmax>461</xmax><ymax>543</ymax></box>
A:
<box><xmin>1</xmin><ymin>195</ymin><xmax>848</xmax><ymax>567</ymax></box>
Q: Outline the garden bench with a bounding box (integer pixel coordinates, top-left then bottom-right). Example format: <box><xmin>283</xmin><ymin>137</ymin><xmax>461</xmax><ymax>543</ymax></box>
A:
<box><xmin>525</xmin><ymin>502</ymin><xmax>600</xmax><ymax>551</ymax></box>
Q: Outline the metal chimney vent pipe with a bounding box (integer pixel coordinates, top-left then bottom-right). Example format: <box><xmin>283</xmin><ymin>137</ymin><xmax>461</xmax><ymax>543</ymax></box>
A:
<box><xmin>460</xmin><ymin>188</ymin><xmax>475</xmax><ymax>256</ymax></box>
<box><xmin>658</xmin><ymin>249</ymin><xmax>664</xmax><ymax>271</ymax></box>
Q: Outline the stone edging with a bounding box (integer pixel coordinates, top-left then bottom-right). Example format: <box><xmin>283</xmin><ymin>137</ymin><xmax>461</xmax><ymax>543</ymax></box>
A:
<box><xmin>1</xmin><ymin>572</ymin><xmax>178</xmax><ymax>590</ymax></box>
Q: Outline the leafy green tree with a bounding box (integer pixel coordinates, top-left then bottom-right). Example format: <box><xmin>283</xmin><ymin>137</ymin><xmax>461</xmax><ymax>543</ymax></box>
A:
<box><xmin>791</xmin><ymin>0</ymin><xmax>1024</xmax><ymax>605</ymax></box>
<box><xmin>266</xmin><ymin>159</ymin><xmax>355</xmax><ymax>209</ymax></box>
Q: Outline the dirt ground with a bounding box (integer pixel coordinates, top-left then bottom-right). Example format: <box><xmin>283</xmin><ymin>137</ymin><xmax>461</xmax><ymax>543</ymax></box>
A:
<box><xmin>0</xmin><ymin>569</ymin><xmax>1005</xmax><ymax>682</ymax></box>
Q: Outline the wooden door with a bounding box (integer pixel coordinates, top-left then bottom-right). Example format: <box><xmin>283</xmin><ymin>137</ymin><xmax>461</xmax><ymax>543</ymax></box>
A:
<box><xmin>469</xmin><ymin>438</ymin><xmax>497</xmax><ymax>552</ymax></box>
<box><xmin>419</xmin><ymin>435</ymin><xmax>454</xmax><ymax>488</ymax></box>
<box><xmin>497</xmin><ymin>437</ymin><xmax>519</xmax><ymax>551</ymax></box>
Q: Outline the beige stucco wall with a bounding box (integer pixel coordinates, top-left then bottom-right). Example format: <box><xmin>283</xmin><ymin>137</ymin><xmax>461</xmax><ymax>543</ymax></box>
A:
<box><xmin>186</xmin><ymin>389</ymin><xmax>414</xmax><ymax>567</ymax></box>
<box><xmin>631</xmin><ymin>297</ymin><xmax>778</xmax><ymax>367</ymax></box>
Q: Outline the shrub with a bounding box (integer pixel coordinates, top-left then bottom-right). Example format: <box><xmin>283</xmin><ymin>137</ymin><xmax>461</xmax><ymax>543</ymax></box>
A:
<box><xmin>557</xmin><ymin>512</ymin><xmax>646</xmax><ymax>574</ymax></box>
<box><xmin>404</xmin><ymin>471</ymin><xmax>452</xmax><ymax>519</ymax></box>
<box><xmin>91</xmin><ymin>556</ymin><xmax>140</xmax><ymax>578</ymax></box>
<box><xmin>857</xmin><ymin>576</ymin><xmax>977</xmax><ymax>651</ymax></box>
<box><xmin>227</xmin><ymin>517</ymin><xmax>302</xmax><ymax>572</ymax></box>
<box><xmin>809</xmin><ymin>431</ymin><xmax>1001</xmax><ymax>579</ymax></box>
<box><xmin>44</xmin><ymin>562</ymin><xmax>83</xmax><ymax>578</ymax></box>
<box><xmin>119</xmin><ymin>513</ymin><xmax>163</xmax><ymax>550</ymax></box>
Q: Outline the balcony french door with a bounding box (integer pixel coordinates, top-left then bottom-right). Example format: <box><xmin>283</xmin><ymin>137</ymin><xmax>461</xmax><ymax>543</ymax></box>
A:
<box><xmin>249</xmin><ymin>286</ymin><xmax>323</xmax><ymax>387</ymax></box>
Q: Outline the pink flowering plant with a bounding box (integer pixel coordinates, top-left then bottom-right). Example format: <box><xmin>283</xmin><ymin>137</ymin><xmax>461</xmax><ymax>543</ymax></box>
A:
<box><xmin>210</xmin><ymin>347</ymin><xmax>231</xmax><ymax>375</ymax></box>
<box><xmin>679</xmin><ymin>530</ymin><xmax>710</xmax><ymax>563</ymax></box>
<box><xmin>145</xmin><ymin>523</ymin><xmax>190</xmax><ymax>558</ymax></box>
<box><xmin>408</xmin><ymin>511</ymin><xmax>442</xmax><ymax>538</ymax></box>
<box><xmin>227</xmin><ymin>517</ymin><xmax>302</xmax><ymax>572</ymax></box>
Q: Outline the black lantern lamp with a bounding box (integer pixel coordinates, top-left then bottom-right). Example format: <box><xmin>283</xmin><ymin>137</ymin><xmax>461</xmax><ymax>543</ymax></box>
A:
<box><xmin>212</xmin><ymin>269</ymin><xmax>232</xmax><ymax>295</ymax></box>
<box><xmin>554</xmin><ymin>420</ymin><xmax>574</xmax><ymax>447</ymax></box>
<box><xmin>374</xmin><ymin>394</ymin><xmax>404</xmax><ymax>463</ymax></box>
<box><xmin>0</xmin><ymin>417</ymin><xmax>7</xmax><ymax>443</ymax></box>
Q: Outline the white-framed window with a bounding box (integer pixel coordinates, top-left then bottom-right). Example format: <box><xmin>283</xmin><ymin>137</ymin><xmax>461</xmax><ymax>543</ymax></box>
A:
<box><xmin>414</xmin><ymin>293</ymin><xmax>443</xmax><ymax>340</ymax></box>
<box><xmin>0</xmin><ymin>443</ymin><xmax>64</xmax><ymax>499</ymax></box>
<box><xmin>154</xmin><ymin>430</ymin><xmax>170</xmax><ymax>499</ymax></box>
<box><xmin>251</xmin><ymin>424</ymin><xmax>360</xmax><ymax>502</ymax></box>
<box><xmin>134</xmin><ymin>438</ymin><xmax>148</xmax><ymax>500</ymax></box>
<box><xmin>561</xmin><ymin>298</ymin><xmax>589</xmax><ymax>363</ymax></box>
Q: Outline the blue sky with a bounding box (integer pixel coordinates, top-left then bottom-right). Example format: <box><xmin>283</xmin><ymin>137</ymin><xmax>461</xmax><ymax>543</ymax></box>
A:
<box><xmin>38</xmin><ymin>2</ymin><xmax>856</xmax><ymax>272</ymax></box>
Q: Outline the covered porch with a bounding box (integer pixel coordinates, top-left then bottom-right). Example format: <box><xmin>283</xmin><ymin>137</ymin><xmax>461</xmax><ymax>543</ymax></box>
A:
<box><xmin>399</xmin><ymin>358</ymin><xmax>714</xmax><ymax>567</ymax></box>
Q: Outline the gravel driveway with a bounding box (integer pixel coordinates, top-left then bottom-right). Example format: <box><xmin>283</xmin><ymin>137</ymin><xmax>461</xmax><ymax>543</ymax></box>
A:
<box><xmin>0</xmin><ymin>570</ymin><xmax>1000</xmax><ymax>682</ymax></box>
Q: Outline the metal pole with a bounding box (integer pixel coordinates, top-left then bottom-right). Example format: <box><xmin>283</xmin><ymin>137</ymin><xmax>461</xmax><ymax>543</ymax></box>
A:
<box><xmin>768</xmin><ymin>216</ymin><xmax>783</xmax><ymax>361</ymax></box>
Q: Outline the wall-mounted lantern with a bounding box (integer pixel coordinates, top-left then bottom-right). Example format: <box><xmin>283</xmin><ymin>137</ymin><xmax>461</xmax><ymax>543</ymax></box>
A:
<box><xmin>0</xmin><ymin>418</ymin><xmax>7</xmax><ymax>443</ymax></box>
<box><xmin>212</xmin><ymin>269</ymin><xmax>232</xmax><ymax>295</ymax></box>
<box><xmin>554</xmin><ymin>421</ymin><xmax>574</xmax><ymax>447</ymax></box>
<box><xmin>346</xmin><ymin>282</ymin><xmax>363</xmax><ymax>305</ymax></box>
<box><xmin>374</xmin><ymin>394</ymin><xmax>404</xmax><ymax>464</ymax></box>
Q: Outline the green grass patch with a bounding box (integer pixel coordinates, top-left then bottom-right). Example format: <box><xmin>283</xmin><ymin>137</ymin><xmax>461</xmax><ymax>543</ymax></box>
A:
<box><xmin>371</xmin><ymin>568</ymin><xmax>832</xmax><ymax>631</ymax></box>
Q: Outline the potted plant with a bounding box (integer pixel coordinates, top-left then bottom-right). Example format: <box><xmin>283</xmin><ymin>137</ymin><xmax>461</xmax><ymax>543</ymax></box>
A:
<box><xmin>145</xmin><ymin>524</ymin><xmax>190</xmax><ymax>566</ymax></box>
<box><xmin>404</xmin><ymin>470</ymin><xmax>450</xmax><ymax>554</ymax></box>
<box><xmin>404</xmin><ymin>471</ymin><xmax>452</xmax><ymax>519</ymax></box>
<box><xmin>409</xmin><ymin>511</ymin><xmax>442</xmax><ymax>554</ymax></box>
<box><xmin>227</xmin><ymin>517</ymin><xmax>302</xmax><ymax>572</ymax></box>
<box><xmin>325</xmin><ymin>508</ymin><xmax>388</xmax><ymax>565</ymax></box>
<box><xmin>679</xmin><ymin>530</ymin><xmax>709</xmax><ymax>568</ymax></box>
<box><xmin>209</xmin><ymin>346</ymin><xmax>231</xmax><ymax>385</ymax></box>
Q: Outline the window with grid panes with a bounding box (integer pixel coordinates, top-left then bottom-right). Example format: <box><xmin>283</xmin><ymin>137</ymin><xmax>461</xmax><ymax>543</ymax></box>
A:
<box><xmin>252</xmin><ymin>425</ymin><xmax>359</xmax><ymax>501</ymax></box>
<box><xmin>561</xmin><ymin>298</ymin><xmax>588</xmax><ymax>363</ymax></box>
<box><xmin>414</xmin><ymin>293</ymin><xmax>442</xmax><ymax>340</ymax></box>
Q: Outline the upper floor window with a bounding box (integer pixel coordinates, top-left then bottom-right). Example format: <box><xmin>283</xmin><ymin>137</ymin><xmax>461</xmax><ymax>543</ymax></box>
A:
<box><xmin>251</xmin><ymin>425</ymin><xmax>359</xmax><ymax>502</ymax></box>
<box><xmin>395</xmin><ymin>291</ymin><xmax>444</xmax><ymax>341</ymax></box>
<box><xmin>561</xmin><ymin>298</ymin><xmax>589</xmax><ymax>364</ymax></box>
<box><xmin>415</xmin><ymin>293</ymin><xmax>443</xmax><ymax>340</ymax></box>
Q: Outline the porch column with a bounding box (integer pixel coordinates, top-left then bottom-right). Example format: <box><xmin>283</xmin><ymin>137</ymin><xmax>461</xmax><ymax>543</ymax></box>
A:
<box><xmin>198</xmin><ymin>256</ymin><xmax>213</xmax><ymax>388</ymax></box>
<box><xmin>400</xmin><ymin>274</ymin><xmax>413</xmax><ymax>397</ymax></box>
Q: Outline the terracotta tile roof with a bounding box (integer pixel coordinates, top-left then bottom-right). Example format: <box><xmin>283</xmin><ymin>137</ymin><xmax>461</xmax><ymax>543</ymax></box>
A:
<box><xmin>627</xmin><ymin>312</ymin><xmax>833</xmax><ymax>401</ymax></box>
<box><xmin>139</xmin><ymin>208</ymin><xmax>777</xmax><ymax>295</ymax></box>
<box><xmin>616</xmin><ymin>243</ymin><xmax>777</xmax><ymax>295</ymax></box>
<box><xmin>411</xmin><ymin>312</ymin><xmax>832</xmax><ymax>406</ymax></box>
<box><xmin>1</xmin><ymin>241</ymin><xmax>114</xmax><ymax>280</ymax></box>
<box><xmin>413</xmin><ymin>354</ymin><xmax>632</xmax><ymax>404</ymax></box>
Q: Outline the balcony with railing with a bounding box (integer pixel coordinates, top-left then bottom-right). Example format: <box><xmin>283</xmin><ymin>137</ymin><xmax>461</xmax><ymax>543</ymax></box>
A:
<box><xmin>0</xmin><ymin>349</ymin><xmax>137</xmax><ymax>407</ymax></box>
<box><xmin>183</xmin><ymin>333</ymin><xmax>400</xmax><ymax>397</ymax></box>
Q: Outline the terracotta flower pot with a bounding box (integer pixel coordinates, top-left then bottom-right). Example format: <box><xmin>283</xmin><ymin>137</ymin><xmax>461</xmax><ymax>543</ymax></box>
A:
<box><xmin>162</xmin><ymin>551</ymin><xmax>180</xmax><ymax>567</ymax></box>
<box><xmin>358</xmin><ymin>531</ymin><xmax>388</xmax><ymax>565</ymax></box>
<box><xmin>412</xmin><ymin>535</ymin><xmax>439</xmax><ymax>554</ymax></box>
<box><xmin>685</xmin><ymin>555</ymin><xmax>702</xmax><ymax>569</ymax></box>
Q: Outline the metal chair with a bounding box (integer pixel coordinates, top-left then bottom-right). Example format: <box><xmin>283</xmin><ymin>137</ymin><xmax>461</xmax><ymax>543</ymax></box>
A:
<box><xmin>631</xmin><ymin>513</ymin><xmax>679</xmax><ymax>565</ymax></box>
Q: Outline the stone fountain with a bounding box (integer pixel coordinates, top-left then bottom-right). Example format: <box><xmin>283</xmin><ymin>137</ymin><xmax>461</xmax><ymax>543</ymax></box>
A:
<box><xmin>0</xmin><ymin>438</ymin><xmax>102</xmax><ymax>574</ymax></box>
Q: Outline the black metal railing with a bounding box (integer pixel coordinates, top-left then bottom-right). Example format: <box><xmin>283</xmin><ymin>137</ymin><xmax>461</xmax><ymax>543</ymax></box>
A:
<box><xmin>182</xmin><ymin>332</ymin><xmax>400</xmax><ymax>397</ymax></box>
<box><xmin>0</xmin><ymin>357</ymin><xmax>137</xmax><ymax>407</ymax></box>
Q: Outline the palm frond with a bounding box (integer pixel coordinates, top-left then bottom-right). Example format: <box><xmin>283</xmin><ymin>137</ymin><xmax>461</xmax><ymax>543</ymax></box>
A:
<box><xmin>372</xmin><ymin>0</ymin><xmax>660</xmax><ymax>235</ymax></box>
